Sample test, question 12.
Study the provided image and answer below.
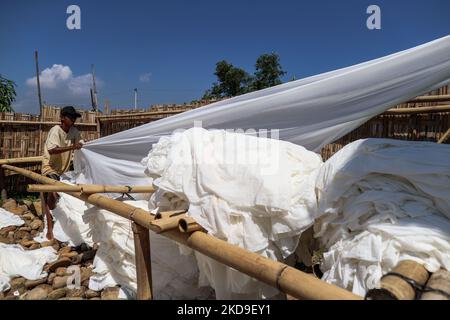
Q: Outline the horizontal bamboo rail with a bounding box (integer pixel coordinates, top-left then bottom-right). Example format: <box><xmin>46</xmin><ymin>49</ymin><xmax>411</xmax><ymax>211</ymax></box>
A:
<box><xmin>0</xmin><ymin>156</ymin><xmax>43</xmax><ymax>165</ymax></box>
<box><xmin>385</xmin><ymin>105</ymin><xmax>450</xmax><ymax>114</ymax></box>
<box><xmin>438</xmin><ymin>128</ymin><xmax>450</xmax><ymax>144</ymax></box>
<box><xmin>408</xmin><ymin>95</ymin><xmax>450</xmax><ymax>103</ymax></box>
<box><xmin>179</xmin><ymin>216</ymin><xmax>204</xmax><ymax>233</ymax></box>
<box><xmin>154</xmin><ymin>210</ymin><xmax>186</xmax><ymax>220</ymax></box>
<box><xmin>0</xmin><ymin>120</ymin><xmax>98</xmax><ymax>126</ymax></box>
<box><xmin>97</xmin><ymin>110</ymin><xmax>183</xmax><ymax>121</ymax></box>
<box><xmin>27</xmin><ymin>184</ymin><xmax>155</xmax><ymax>194</ymax></box>
<box><xmin>1</xmin><ymin>164</ymin><xmax>361</xmax><ymax>300</ymax></box>
<box><xmin>150</xmin><ymin>214</ymin><xmax>187</xmax><ymax>233</ymax></box>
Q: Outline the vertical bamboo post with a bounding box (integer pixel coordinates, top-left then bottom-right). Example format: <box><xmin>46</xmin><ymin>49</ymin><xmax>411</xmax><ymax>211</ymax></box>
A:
<box><xmin>0</xmin><ymin>167</ymin><xmax>7</xmax><ymax>200</ymax></box>
<box><xmin>132</xmin><ymin>222</ymin><xmax>153</xmax><ymax>300</ymax></box>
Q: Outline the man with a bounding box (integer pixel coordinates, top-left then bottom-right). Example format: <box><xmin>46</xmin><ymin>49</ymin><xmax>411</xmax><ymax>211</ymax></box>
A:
<box><xmin>42</xmin><ymin>106</ymin><xmax>84</xmax><ymax>240</ymax></box>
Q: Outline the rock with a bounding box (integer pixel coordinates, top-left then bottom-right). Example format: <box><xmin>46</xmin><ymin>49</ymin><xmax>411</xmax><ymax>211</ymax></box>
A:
<box><xmin>31</xmin><ymin>201</ymin><xmax>43</xmax><ymax>217</ymax></box>
<box><xmin>52</xmin><ymin>276</ymin><xmax>69</xmax><ymax>289</ymax></box>
<box><xmin>47</xmin><ymin>273</ymin><xmax>56</xmax><ymax>285</ymax></box>
<box><xmin>52</xmin><ymin>243</ymin><xmax>60</xmax><ymax>252</ymax></box>
<box><xmin>0</xmin><ymin>226</ymin><xmax>17</xmax><ymax>237</ymax></box>
<box><xmin>89</xmin><ymin>297</ymin><xmax>101</xmax><ymax>300</ymax></box>
<box><xmin>66</xmin><ymin>286</ymin><xmax>86</xmax><ymax>298</ymax></box>
<box><xmin>61</xmin><ymin>251</ymin><xmax>78</xmax><ymax>259</ymax></box>
<box><xmin>4</xmin><ymin>295</ymin><xmax>18</xmax><ymax>300</ymax></box>
<box><xmin>9</xmin><ymin>277</ymin><xmax>26</xmax><ymax>291</ymax></box>
<box><xmin>101</xmin><ymin>287</ymin><xmax>120</xmax><ymax>300</ymax></box>
<box><xmin>18</xmin><ymin>205</ymin><xmax>29</xmax><ymax>213</ymax></box>
<box><xmin>20</xmin><ymin>239</ymin><xmax>38</xmax><ymax>247</ymax></box>
<box><xmin>80</xmin><ymin>267</ymin><xmax>93</xmax><ymax>282</ymax></box>
<box><xmin>29</xmin><ymin>243</ymin><xmax>40</xmax><ymax>250</ymax></box>
<box><xmin>70</xmin><ymin>254</ymin><xmax>82</xmax><ymax>265</ymax></box>
<box><xmin>30</xmin><ymin>219</ymin><xmax>43</xmax><ymax>230</ymax></box>
<box><xmin>58</xmin><ymin>246</ymin><xmax>72</xmax><ymax>256</ymax></box>
<box><xmin>30</xmin><ymin>230</ymin><xmax>39</xmax><ymax>237</ymax></box>
<box><xmin>85</xmin><ymin>289</ymin><xmax>100</xmax><ymax>299</ymax></box>
<box><xmin>81</xmin><ymin>279</ymin><xmax>90</xmax><ymax>288</ymax></box>
<box><xmin>2</xmin><ymin>199</ymin><xmax>16</xmax><ymax>211</ymax></box>
<box><xmin>25</xmin><ymin>277</ymin><xmax>48</xmax><ymax>289</ymax></box>
<box><xmin>81</xmin><ymin>250</ymin><xmax>96</xmax><ymax>263</ymax></box>
<box><xmin>55</xmin><ymin>267</ymin><xmax>67</xmax><ymax>277</ymax></box>
<box><xmin>76</xmin><ymin>243</ymin><xmax>90</xmax><ymax>252</ymax></box>
<box><xmin>18</xmin><ymin>226</ymin><xmax>32</xmax><ymax>232</ymax></box>
<box><xmin>8</xmin><ymin>206</ymin><xmax>26</xmax><ymax>216</ymax></box>
<box><xmin>41</xmin><ymin>240</ymin><xmax>56</xmax><ymax>248</ymax></box>
<box><xmin>14</xmin><ymin>230</ymin><xmax>31</xmax><ymax>241</ymax></box>
<box><xmin>21</xmin><ymin>199</ymin><xmax>33</xmax><ymax>210</ymax></box>
<box><xmin>47</xmin><ymin>288</ymin><xmax>67</xmax><ymax>300</ymax></box>
<box><xmin>21</xmin><ymin>213</ymin><xmax>35</xmax><ymax>220</ymax></box>
<box><xmin>24</xmin><ymin>287</ymin><xmax>49</xmax><ymax>300</ymax></box>
<box><xmin>46</xmin><ymin>257</ymin><xmax>72</xmax><ymax>273</ymax></box>
<box><xmin>36</xmin><ymin>284</ymin><xmax>53</xmax><ymax>294</ymax></box>
<box><xmin>0</xmin><ymin>235</ymin><xmax>13</xmax><ymax>244</ymax></box>
<box><xmin>58</xmin><ymin>297</ymin><xmax>84</xmax><ymax>300</ymax></box>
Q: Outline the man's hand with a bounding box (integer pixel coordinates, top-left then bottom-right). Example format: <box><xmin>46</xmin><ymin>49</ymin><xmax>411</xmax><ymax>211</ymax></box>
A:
<box><xmin>73</xmin><ymin>142</ymin><xmax>83</xmax><ymax>150</ymax></box>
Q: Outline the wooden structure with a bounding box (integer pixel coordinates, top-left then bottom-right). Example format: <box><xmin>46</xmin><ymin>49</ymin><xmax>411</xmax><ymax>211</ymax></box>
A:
<box><xmin>1</xmin><ymin>163</ymin><xmax>362</xmax><ymax>300</ymax></box>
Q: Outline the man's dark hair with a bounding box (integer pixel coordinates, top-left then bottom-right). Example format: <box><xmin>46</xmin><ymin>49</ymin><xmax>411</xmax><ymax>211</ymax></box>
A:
<box><xmin>61</xmin><ymin>106</ymin><xmax>81</xmax><ymax>121</ymax></box>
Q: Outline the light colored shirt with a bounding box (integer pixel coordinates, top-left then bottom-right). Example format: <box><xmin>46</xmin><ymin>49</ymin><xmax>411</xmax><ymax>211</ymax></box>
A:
<box><xmin>41</xmin><ymin>125</ymin><xmax>83</xmax><ymax>176</ymax></box>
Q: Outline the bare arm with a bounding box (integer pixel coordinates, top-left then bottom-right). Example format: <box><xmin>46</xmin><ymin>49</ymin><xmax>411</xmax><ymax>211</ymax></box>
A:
<box><xmin>48</xmin><ymin>143</ymin><xmax>82</xmax><ymax>155</ymax></box>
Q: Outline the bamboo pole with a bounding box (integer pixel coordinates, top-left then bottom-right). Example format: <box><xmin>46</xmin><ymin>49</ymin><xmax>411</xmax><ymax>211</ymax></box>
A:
<box><xmin>0</xmin><ymin>120</ymin><xmax>98</xmax><ymax>126</ymax></box>
<box><xmin>421</xmin><ymin>269</ymin><xmax>450</xmax><ymax>300</ymax></box>
<box><xmin>385</xmin><ymin>105</ymin><xmax>450</xmax><ymax>115</ymax></box>
<box><xmin>179</xmin><ymin>216</ymin><xmax>204</xmax><ymax>233</ymax></box>
<box><xmin>27</xmin><ymin>184</ymin><xmax>155</xmax><ymax>194</ymax></box>
<box><xmin>0</xmin><ymin>156</ymin><xmax>43</xmax><ymax>165</ymax></box>
<box><xmin>438</xmin><ymin>128</ymin><xmax>450</xmax><ymax>144</ymax></box>
<box><xmin>366</xmin><ymin>260</ymin><xmax>430</xmax><ymax>300</ymax></box>
<box><xmin>150</xmin><ymin>214</ymin><xmax>187</xmax><ymax>233</ymax></box>
<box><xmin>408</xmin><ymin>95</ymin><xmax>450</xmax><ymax>103</ymax></box>
<box><xmin>154</xmin><ymin>209</ymin><xmax>186</xmax><ymax>220</ymax></box>
<box><xmin>132</xmin><ymin>222</ymin><xmax>153</xmax><ymax>300</ymax></box>
<box><xmin>1</xmin><ymin>164</ymin><xmax>362</xmax><ymax>300</ymax></box>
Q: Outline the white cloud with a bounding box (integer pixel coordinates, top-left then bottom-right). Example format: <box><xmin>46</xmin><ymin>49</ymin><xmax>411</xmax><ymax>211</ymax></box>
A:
<box><xmin>18</xmin><ymin>64</ymin><xmax>103</xmax><ymax>112</ymax></box>
<box><xmin>139</xmin><ymin>72</ymin><xmax>151</xmax><ymax>83</ymax></box>
<box><xmin>26</xmin><ymin>64</ymin><xmax>72</xmax><ymax>89</ymax></box>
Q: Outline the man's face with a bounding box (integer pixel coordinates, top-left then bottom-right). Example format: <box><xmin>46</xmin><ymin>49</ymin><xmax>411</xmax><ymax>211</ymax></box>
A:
<box><xmin>61</xmin><ymin>115</ymin><xmax>75</xmax><ymax>127</ymax></box>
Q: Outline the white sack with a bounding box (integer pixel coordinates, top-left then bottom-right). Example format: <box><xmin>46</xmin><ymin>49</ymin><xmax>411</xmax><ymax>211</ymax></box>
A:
<box><xmin>143</xmin><ymin>128</ymin><xmax>323</xmax><ymax>299</ymax></box>
<box><xmin>315</xmin><ymin>139</ymin><xmax>450</xmax><ymax>296</ymax></box>
<box><xmin>75</xmin><ymin>36</ymin><xmax>450</xmax><ymax>189</ymax></box>
<box><xmin>0</xmin><ymin>208</ymin><xmax>24</xmax><ymax>229</ymax></box>
<box><xmin>0</xmin><ymin>244</ymin><xmax>58</xmax><ymax>292</ymax></box>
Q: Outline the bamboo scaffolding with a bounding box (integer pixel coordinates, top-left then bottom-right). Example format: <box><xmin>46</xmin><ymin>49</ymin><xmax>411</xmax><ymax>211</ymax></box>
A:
<box><xmin>408</xmin><ymin>95</ymin><xmax>450</xmax><ymax>103</ymax></box>
<box><xmin>154</xmin><ymin>209</ymin><xmax>186</xmax><ymax>220</ymax></box>
<box><xmin>150</xmin><ymin>214</ymin><xmax>187</xmax><ymax>233</ymax></box>
<box><xmin>27</xmin><ymin>184</ymin><xmax>155</xmax><ymax>194</ymax></box>
<box><xmin>179</xmin><ymin>216</ymin><xmax>204</xmax><ymax>233</ymax></box>
<box><xmin>0</xmin><ymin>156</ymin><xmax>43</xmax><ymax>165</ymax></box>
<box><xmin>1</xmin><ymin>164</ymin><xmax>361</xmax><ymax>300</ymax></box>
<box><xmin>366</xmin><ymin>260</ymin><xmax>430</xmax><ymax>300</ymax></box>
<box><xmin>438</xmin><ymin>128</ymin><xmax>450</xmax><ymax>144</ymax></box>
<box><xmin>385</xmin><ymin>105</ymin><xmax>450</xmax><ymax>114</ymax></box>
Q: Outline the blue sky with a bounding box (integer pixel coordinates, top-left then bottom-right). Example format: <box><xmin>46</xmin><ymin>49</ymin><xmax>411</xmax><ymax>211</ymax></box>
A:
<box><xmin>1</xmin><ymin>0</ymin><xmax>449</xmax><ymax>114</ymax></box>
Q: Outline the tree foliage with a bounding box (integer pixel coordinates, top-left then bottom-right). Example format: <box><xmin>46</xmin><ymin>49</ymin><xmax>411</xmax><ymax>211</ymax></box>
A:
<box><xmin>252</xmin><ymin>53</ymin><xmax>286</xmax><ymax>91</ymax></box>
<box><xmin>0</xmin><ymin>75</ymin><xmax>16</xmax><ymax>112</ymax></box>
<box><xmin>202</xmin><ymin>53</ymin><xmax>286</xmax><ymax>99</ymax></box>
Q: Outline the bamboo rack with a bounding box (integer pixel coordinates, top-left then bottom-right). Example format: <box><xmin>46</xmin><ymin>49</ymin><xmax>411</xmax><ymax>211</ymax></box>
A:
<box><xmin>1</xmin><ymin>164</ymin><xmax>361</xmax><ymax>300</ymax></box>
<box><xmin>27</xmin><ymin>184</ymin><xmax>155</xmax><ymax>194</ymax></box>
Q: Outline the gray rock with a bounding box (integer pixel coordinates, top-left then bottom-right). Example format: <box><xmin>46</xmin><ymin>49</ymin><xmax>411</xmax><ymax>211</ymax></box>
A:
<box><xmin>25</xmin><ymin>277</ymin><xmax>48</xmax><ymax>289</ymax></box>
<box><xmin>47</xmin><ymin>288</ymin><xmax>67</xmax><ymax>300</ymax></box>
<box><xmin>24</xmin><ymin>287</ymin><xmax>49</xmax><ymax>300</ymax></box>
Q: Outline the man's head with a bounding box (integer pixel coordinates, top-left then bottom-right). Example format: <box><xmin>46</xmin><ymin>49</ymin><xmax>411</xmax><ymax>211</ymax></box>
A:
<box><xmin>60</xmin><ymin>106</ymin><xmax>81</xmax><ymax>128</ymax></box>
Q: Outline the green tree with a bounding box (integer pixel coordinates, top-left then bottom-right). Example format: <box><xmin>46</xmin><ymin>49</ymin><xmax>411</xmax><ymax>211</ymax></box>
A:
<box><xmin>252</xmin><ymin>53</ymin><xmax>286</xmax><ymax>90</ymax></box>
<box><xmin>0</xmin><ymin>75</ymin><xmax>16</xmax><ymax>112</ymax></box>
<box><xmin>202</xmin><ymin>60</ymin><xmax>253</xmax><ymax>99</ymax></box>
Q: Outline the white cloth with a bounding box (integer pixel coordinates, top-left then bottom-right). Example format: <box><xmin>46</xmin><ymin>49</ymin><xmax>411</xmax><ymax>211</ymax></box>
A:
<box><xmin>83</xmin><ymin>199</ymin><xmax>214</xmax><ymax>299</ymax></box>
<box><xmin>0</xmin><ymin>244</ymin><xmax>58</xmax><ymax>292</ymax></box>
<box><xmin>75</xmin><ymin>36</ymin><xmax>450</xmax><ymax>189</ymax></box>
<box><xmin>33</xmin><ymin>173</ymin><xmax>94</xmax><ymax>246</ymax></box>
<box><xmin>142</xmin><ymin>128</ymin><xmax>323</xmax><ymax>299</ymax></box>
<box><xmin>315</xmin><ymin>139</ymin><xmax>450</xmax><ymax>296</ymax></box>
<box><xmin>0</xmin><ymin>208</ymin><xmax>24</xmax><ymax>229</ymax></box>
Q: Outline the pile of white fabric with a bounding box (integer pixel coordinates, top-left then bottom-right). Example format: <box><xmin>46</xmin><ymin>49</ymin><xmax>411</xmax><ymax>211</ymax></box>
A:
<box><xmin>142</xmin><ymin>127</ymin><xmax>323</xmax><ymax>299</ymax></box>
<box><xmin>83</xmin><ymin>199</ymin><xmax>214</xmax><ymax>299</ymax></box>
<box><xmin>34</xmin><ymin>173</ymin><xmax>93</xmax><ymax>247</ymax></box>
<box><xmin>315</xmin><ymin>139</ymin><xmax>450</xmax><ymax>296</ymax></box>
<box><xmin>0</xmin><ymin>243</ymin><xmax>57</xmax><ymax>292</ymax></box>
<box><xmin>0</xmin><ymin>208</ymin><xmax>24</xmax><ymax>229</ymax></box>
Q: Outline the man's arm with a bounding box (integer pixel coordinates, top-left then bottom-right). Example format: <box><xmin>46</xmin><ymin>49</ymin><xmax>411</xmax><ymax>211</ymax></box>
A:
<box><xmin>48</xmin><ymin>143</ymin><xmax>82</xmax><ymax>155</ymax></box>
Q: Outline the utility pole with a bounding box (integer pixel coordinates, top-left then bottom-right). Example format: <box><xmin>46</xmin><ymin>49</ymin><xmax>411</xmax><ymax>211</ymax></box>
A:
<box><xmin>34</xmin><ymin>50</ymin><xmax>43</xmax><ymax>116</ymax></box>
<box><xmin>91</xmin><ymin>64</ymin><xmax>98</xmax><ymax>112</ymax></box>
<box><xmin>134</xmin><ymin>88</ymin><xmax>138</xmax><ymax>110</ymax></box>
